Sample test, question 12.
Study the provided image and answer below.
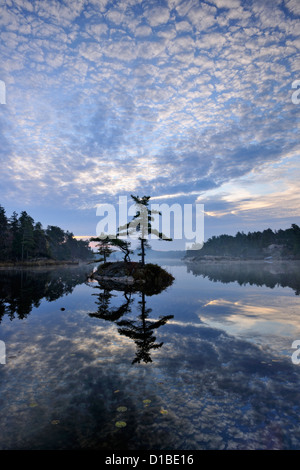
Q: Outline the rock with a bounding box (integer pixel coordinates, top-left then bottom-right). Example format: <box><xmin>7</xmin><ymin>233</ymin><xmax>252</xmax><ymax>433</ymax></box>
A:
<box><xmin>90</xmin><ymin>261</ymin><xmax>174</xmax><ymax>295</ymax></box>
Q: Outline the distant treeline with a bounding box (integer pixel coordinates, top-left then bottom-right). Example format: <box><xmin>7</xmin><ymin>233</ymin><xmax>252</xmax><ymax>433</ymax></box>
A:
<box><xmin>0</xmin><ymin>204</ymin><xmax>93</xmax><ymax>262</ymax></box>
<box><xmin>187</xmin><ymin>224</ymin><xmax>300</xmax><ymax>260</ymax></box>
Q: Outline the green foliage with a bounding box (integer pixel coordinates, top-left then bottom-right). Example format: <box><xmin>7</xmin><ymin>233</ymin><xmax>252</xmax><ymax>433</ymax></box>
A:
<box><xmin>117</xmin><ymin>195</ymin><xmax>172</xmax><ymax>265</ymax></box>
<box><xmin>91</xmin><ymin>232</ymin><xmax>134</xmax><ymax>265</ymax></box>
<box><xmin>90</xmin><ymin>234</ymin><xmax>115</xmax><ymax>263</ymax></box>
<box><xmin>187</xmin><ymin>224</ymin><xmax>300</xmax><ymax>259</ymax></box>
<box><xmin>131</xmin><ymin>263</ymin><xmax>175</xmax><ymax>294</ymax></box>
<box><xmin>92</xmin><ymin>195</ymin><xmax>173</xmax><ymax>266</ymax></box>
<box><xmin>0</xmin><ymin>204</ymin><xmax>93</xmax><ymax>262</ymax></box>
<box><xmin>110</xmin><ymin>237</ymin><xmax>133</xmax><ymax>262</ymax></box>
<box><xmin>0</xmin><ymin>205</ymin><xmax>9</xmax><ymax>260</ymax></box>
<box><xmin>19</xmin><ymin>211</ymin><xmax>35</xmax><ymax>260</ymax></box>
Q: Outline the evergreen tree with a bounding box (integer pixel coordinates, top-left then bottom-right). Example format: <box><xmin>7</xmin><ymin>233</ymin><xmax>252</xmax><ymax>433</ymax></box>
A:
<box><xmin>46</xmin><ymin>225</ymin><xmax>66</xmax><ymax>260</ymax></box>
<box><xmin>0</xmin><ymin>205</ymin><xmax>8</xmax><ymax>260</ymax></box>
<box><xmin>188</xmin><ymin>224</ymin><xmax>300</xmax><ymax>259</ymax></box>
<box><xmin>9</xmin><ymin>211</ymin><xmax>21</xmax><ymax>260</ymax></box>
<box><xmin>117</xmin><ymin>195</ymin><xmax>172</xmax><ymax>265</ymax></box>
<box><xmin>19</xmin><ymin>211</ymin><xmax>35</xmax><ymax>260</ymax></box>
<box><xmin>76</xmin><ymin>238</ymin><xmax>93</xmax><ymax>260</ymax></box>
<box><xmin>33</xmin><ymin>222</ymin><xmax>49</xmax><ymax>258</ymax></box>
<box><xmin>110</xmin><ymin>238</ymin><xmax>133</xmax><ymax>263</ymax></box>
<box><xmin>90</xmin><ymin>234</ymin><xmax>115</xmax><ymax>263</ymax></box>
<box><xmin>0</xmin><ymin>205</ymin><xmax>93</xmax><ymax>262</ymax></box>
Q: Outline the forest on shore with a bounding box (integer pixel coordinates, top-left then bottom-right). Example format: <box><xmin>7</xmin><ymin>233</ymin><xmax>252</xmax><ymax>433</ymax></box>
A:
<box><xmin>186</xmin><ymin>224</ymin><xmax>300</xmax><ymax>260</ymax></box>
<box><xmin>0</xmin><ymin>204</ymin><xmax>93</xmax><ymax>263</ymax></box>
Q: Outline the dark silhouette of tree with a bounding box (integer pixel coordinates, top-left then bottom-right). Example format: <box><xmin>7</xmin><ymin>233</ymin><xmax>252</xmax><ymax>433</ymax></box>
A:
<box><xmin>0</xmin><ymin>267</ymin><xmax>91</xmax><ymax>323</ymax></box>
<box><xmin>88</xmin><ymin>285</ymin><xmax>173</xmax><ymax>364</ymax></box>
<box><xmin>90</xmin><ymin>234</ymin><xmax>133</xmax><ymax>264</ymax></box>
<box><xmin>187</xmin><ymin>224</ymin><xmax>300</xmax><ymax>260</ymax></box>
<box><xmin>0</xmin><ymin>204</ymin><xmax>93</xmax><ymax>262</ymax></box>
<box><xmin>117</xmin><ymin>195</ymin><xmax>172</xmax><ymax>265</ymax></box>
<box><xmin>33</xmin><ymin>222</ymin><xmax>49</xmax><ymax>258</ymax></box>
<box><xmin>185</xmin><ymin>258</ymin><xmax>300</xmax><ymax>295</ymax></box>
<box><xmin>117</xmin><ymin>291</ymin><xmax>174</xmax><ymax>364</ymax></box>
<box><xmin>89</xmin><ymin>287</ymin><xmax>133</xmax><ymax>322</ymax></box>
<box><xmin>110</xmin><ymin>237</ymin><xmax>133</xmax><ymax>262</ymax></box>
<box><xmin>19</xmin><ymin>211</ymin><xmax>35</xmax><ymax>260</ymax></box>
<box><xmin>0</xmin><ymin>205</ymin><xmax>9</xmax><ymax>260</ymax></box>
<box><xmin>90</xmin><ymin>234</ymin><xmax>115</xmax><ymax>263</ymax></box>
<box><xmin>46</xmin><ymin>225</ymin><xmax>66</xmax><ymax>260</ymax></box>
<box><xmin>9</xmin><ymin>211</ymin><xmax>21</xmax><ymax>260</ymax></box>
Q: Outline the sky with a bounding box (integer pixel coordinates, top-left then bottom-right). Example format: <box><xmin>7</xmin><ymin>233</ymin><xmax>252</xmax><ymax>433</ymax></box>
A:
<box><xmin>0</xmin><ymin>0</ymin><xmax>299</xmax><ymax>250</ymax></box>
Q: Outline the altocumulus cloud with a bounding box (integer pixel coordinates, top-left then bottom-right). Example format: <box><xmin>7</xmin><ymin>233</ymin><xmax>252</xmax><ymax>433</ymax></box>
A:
<box><xmin>0</xmin><ymin>0</ymin><xmax>299</xmax><ymax>237</ymax></box>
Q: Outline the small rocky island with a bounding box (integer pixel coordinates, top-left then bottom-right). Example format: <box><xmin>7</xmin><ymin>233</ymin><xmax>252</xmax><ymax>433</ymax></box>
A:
<box><xmin>90</xmin><ymin>261</ymin><xmax>174</xmax><ymax>295</ymax></box>
<box><xmin>89</xmin><ymin>195</ymin><xmax>175</xmax><ymax>294</ymax></box>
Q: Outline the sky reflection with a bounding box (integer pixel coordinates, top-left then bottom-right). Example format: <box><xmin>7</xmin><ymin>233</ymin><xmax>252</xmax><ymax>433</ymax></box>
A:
<box><xmin>0</xmin><ymin>263</ymin><xmax>300</xmax><ymax>449</ymax></box>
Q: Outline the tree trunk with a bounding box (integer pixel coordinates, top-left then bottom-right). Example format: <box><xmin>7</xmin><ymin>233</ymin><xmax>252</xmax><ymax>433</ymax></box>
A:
<box><xmin>141</xmin><ymin>239</ymin><xmax>145</xmax><ymax>265</ymax></box>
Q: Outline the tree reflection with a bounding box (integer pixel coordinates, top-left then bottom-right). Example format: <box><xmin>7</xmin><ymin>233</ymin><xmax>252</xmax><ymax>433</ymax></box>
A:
<box><xmin>89</xmin><ymin>285</ymin><xmax>174</xmax><ymax>364</ymax></box>
<box><xmin>185</xmin><ymin>260</ymin><xmax>300</xmax><ymax>295</ymax></box>
<box><xmin>0</xmin><ymin>266</ymin><xmax>91</xmax><ymax>322</ymax></box>
<box><xmin>89</xmin><ymin>287</ymin><xmax>133</xmax><ymax>322</ymax></box>
<box><xmin>118</xmin><ymin>291</ymin><xmax>173</xmax><ymax>364</ymax></box>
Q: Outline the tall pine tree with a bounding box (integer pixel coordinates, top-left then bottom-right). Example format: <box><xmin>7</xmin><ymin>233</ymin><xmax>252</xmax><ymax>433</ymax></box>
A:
<box><xmin>0</xmin><ymin>205</ymin><xmax>8</xmax><ymax>260</ymax></box>
<box><xmin>117</xmin><ymin>195</ymin><xmax>172</xmax><ymax>265</ymax></box>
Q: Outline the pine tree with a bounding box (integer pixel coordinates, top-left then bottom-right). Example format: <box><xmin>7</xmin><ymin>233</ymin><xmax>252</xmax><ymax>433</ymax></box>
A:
<box><xmin>19</xmin><ymin>211</ymin><xmax>35</xmax><ymax>260</ymax></box>
<box><xmin>117</xmin><ymin>195</ymin><xmax>172</xmax><ymax>265</ymax></box>
<box><xmin>9</xmin><ymin>211</ymin><xmax>21</xmax><ymax>260</ymax></box>
<box><xmin>0</xmin><ymin>205</ymin><xmax>8</xmax><ymax>260</ymax></box>
<box><xmin>46</xmin><ymin>225</ymin><xmax>66</xmax><ymax>260</ymax></box>
<box><xmin>110</xmin><ymin>237</ymin><xmax>133</xmax><ymax>263</ymax></box>
<box><xmin>33</xmin><ymin>222</ymin><xmax>49</xmax><ymax>258</ymax></box>
<box><xmin>90</xmin><ymin>234</ymin><xmax>115</xmax><ymax>263</ymax></box>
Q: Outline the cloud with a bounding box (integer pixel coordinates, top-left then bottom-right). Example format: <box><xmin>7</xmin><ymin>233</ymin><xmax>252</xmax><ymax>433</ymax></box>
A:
<box><xmin>0</xmin><ymin>0</ymin><xmax>299</xmax><ymax>237</ymax></box>
<box><xmin>210</xmin><ymin>0</ymin><xmax>241</xmax><ymax>8</ymax></box>
<box><xmin>135</xmin><ymin>24</ymin><xmax>152</xmax><ymax>36</ymax></box>
<box><xmin>189</xmin><ymin>2</ymin><xmax>217</xmax><ymax>21</ymax></box>
<box><xmin>143</xmin><ymin>5</ymin><xmax>171</xmax><ymax>27</ymax></box>
<box><xmin>197</xmin><ymin>153</ymin><xmax>300</xmax><ymax>222</ymax></box>
<box><xmin>285</xmin><ymin>0</ymin><xmax>300</xmax><ymax>16</ymax></box>
<box><xmin>35</xmin><ymin>0</ymin><xmax>85</xmax><ymax>26</ymax></box>
<box><xmin>85</xmin><ymin>22</ymin><xmax>108</xmax><ymax>38</ymax></box>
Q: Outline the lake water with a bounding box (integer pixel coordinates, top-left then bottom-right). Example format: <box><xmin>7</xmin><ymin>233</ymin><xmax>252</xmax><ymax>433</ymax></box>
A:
<box><xmin>0</xmin><ymin>260</ymin><xmax>300</xmax><ymax>450</ymax></box>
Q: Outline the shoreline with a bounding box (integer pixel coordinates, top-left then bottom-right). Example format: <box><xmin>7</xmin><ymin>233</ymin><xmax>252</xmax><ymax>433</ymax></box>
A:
<box><xmin>0</xmin><ymin>259</ymin><xmax>93</xmax><ymax>269</ymax></box>
<box><xmin>184</xmin><ymin>256</ymin><xmax>300</xmax><ymax>263</ymax></box>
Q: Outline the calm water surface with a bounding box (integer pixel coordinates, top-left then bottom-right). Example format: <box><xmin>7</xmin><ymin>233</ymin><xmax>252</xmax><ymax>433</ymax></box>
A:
<box><xmin>0</xmin><ymin>260</ymin><xmax>299</xmax><ymax>450</ymax></box>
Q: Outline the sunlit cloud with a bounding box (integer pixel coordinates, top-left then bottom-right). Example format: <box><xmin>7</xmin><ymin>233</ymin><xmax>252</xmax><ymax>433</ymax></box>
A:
<box><xmin>0</xmin><ymin>0</ymin><xmax>299</xmax><ymax>237</ymax></box>
<box><xmin>196</xmin><ymin>154</ymin><xmax>300</xmax><ymax>222</ymax></box>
